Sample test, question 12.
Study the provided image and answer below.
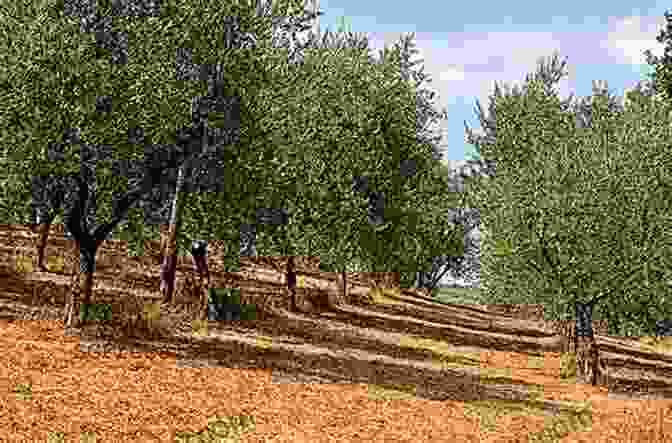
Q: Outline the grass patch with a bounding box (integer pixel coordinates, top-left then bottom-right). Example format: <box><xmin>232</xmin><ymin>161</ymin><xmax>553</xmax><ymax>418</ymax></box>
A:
<box><xmin>559</xmin><ymin>352</ymin><xmax>577</xmax><ymax>380</ymax></box>
<box><xmin>433</xmin><ymin>287</ymin><xmax>484</xmax><ymax>305</ymax></box>
<box><xmin>15</xmin><ymin>255</ymin><xmax>33</xmax><ymax>273</ymax></box>
<box><xmin>399</xmin><ymin>335</ymin><xmax>482</xmax><ymax>368</ymax></box>
<box><xmin>367</xmin><ymin>383</ymin><xmax>417</xmax><ymax>400</ymax></box>
<box><xmin>527</xmin><ymin>354</ymin><xmax>546</xmax><ymax>369</ymax></box>
<box><xmin>174</xmin><ymin>414</ymin><xmax>256</xmax><ymax>442</ymax></box>
<box><xmin>255</xmin><ymin>335</ymin><xmax>273</xmax><ymax>351</ymax></box>
<box><xmin>13</xmin><ymin>382</ymin><xmax>32</xmax><ymax>401</ymax></box>
<box><xmin>464</xmin><ymin>396</ymin><xmax>593</xmax><ymax>439</ymax></box>
<box><xmin>143</xmin><ymin>302</ymin><xmax>161</xmax><ymax>322</ymax></box>
<box><xmin>638</xmin><ymin>336</ymin><xmax>672</xmax><ymax>355</ymax></box>
<box><xmin>47</xmin><ymin>431</ymin><xmax>97</xmax><ymax>442</ymax></box>
<box><xmin>191</xmin><ymin>319</ymin><xmax>209</xmax><ymax>336</ymax></box>
<box><xmin>368</xmin><ymin>287</ymin><xmax>404</xmax><ymax>305</ymax></box>
<box><xmin>79</xmin><ymin>303</ymin><xmax>113</xmax><ymax>322</ymax></box>
<box><xmin>45</xmin><ymin>255</ymin><xmax>65</xmax><ymax>273</ymax></box>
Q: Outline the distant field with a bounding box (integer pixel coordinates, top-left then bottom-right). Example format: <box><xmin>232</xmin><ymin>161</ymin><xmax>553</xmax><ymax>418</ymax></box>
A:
<box><xmin>432</xmin><ymin>287</ymin><xmax>485</xmax><ymax>305</ymax></box>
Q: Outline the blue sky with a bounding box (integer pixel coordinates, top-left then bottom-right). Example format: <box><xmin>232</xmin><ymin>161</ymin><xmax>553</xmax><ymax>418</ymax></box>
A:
<box><xmin>293</xmin><ymin>0</ymin><xmax>667</xmax><ymax>163</ymax></box>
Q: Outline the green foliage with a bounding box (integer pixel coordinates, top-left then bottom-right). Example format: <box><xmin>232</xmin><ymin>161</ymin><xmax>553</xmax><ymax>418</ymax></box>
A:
<box><xmin>145</xmin><ymin>1</ymin><xmax>329</xmax><ymax>263</ymax></box>
<box><xmin>181</xmin><ymin>29</ymin><xmax>465</xmax><ymax>289</ymax></box>
<box><xmin>208</xmin><ymin>288</ymin><xmax>259</xmax><ymax>320</ymax></box>
<box><xmin>175</xmin><ymin>414</ymin><xmax>256</xmax><ymax>442</ymax></box>
<box><xmin>208</xmin><ymin>287</ymin><xmax>241</xmax><ymax>305</ymax></box>
<box><xmin>0</xmin><ymin>0</ymin><xmax>308</xmax><ymax>254</ymax></box>
<box><xmin>1</xmin><ymin>0</ymin><xmax>477</xmax><ymax>297</ymax></box>
<box><xmin>79</xmin><ymin>303</ymin><xmax>113</xmax><ymax>322</ymax></box>
<box><xmin>643</xmin><ymin>9</ymin><xmax>672</xmax><ymax>105</ymax></box>
<box><xmin>464</xmin><ymin>50</ymin><xmax>672</xmax><ymax>335</ymax></box>
<box><xmin>1</xmin><ymin>0</ymin><xmax>294</xmax><ymax>194</ymax></box>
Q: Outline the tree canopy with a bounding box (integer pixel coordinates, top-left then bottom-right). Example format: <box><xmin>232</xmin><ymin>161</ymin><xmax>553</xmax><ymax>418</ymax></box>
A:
<box><xmin>0</xmin><ymin>0</ymin><xmax>501</xmax><ymax>302</ymax></box>
<box><xmin>463</xmin><ymin>50</ymin><xmax>672</xmax><ymax>336</ymax></box>
<box><xmin>0</xmin><ymin>0</ymin><xmax>331</xmax><ymax>326</ymax></box>
<box><xmin>170</xmin><ymin>25</ymin><xmax>467</xmax><ymax>288</ymax></box>
<box><xmin>0</xmin><ymin>0</ymin><xmax>317</xmax><ymax>249</ymax></box>
<box><xmin>643</xmin><ymin>9</ymin><xmax>672</xmax><ymax>106</ymax></box>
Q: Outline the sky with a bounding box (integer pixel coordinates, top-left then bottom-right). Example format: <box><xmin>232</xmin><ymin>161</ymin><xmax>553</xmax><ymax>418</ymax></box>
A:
<box><xmin>293</xmin><ymin>0</ymin><xmax>668</xmax><ymax>164</ymax></box>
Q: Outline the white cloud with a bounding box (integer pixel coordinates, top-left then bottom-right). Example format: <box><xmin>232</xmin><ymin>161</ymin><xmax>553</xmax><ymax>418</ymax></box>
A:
<box><xmin>440</xmin><ymin>65</ymin><xmax>465</xmax><ymax>82</ymax></box>
<box><xmin>603</xmin><ymin>15</ymin><xmax>666</xmax><ymax>65</ymax></box>
<box><xmin>321</xmin><ymin>16</ymin><xmax>669</xmax><ymax>160</ymax></box>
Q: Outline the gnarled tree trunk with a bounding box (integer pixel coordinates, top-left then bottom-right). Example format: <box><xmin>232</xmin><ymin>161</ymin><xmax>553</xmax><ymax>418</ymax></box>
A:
<box><xmin>573</xmin><ymin>301</ymin><xmax>602</xmax><ymax>386</ymax></box>
<box><xmin>286</xmin><ymin>255</ymin><xmax>297</xmax><ymax>311</ymax></box>
<box><xmin>576</xmin><ymin>335</ymin><xmax>604</xmax><ymax>385</ymax></box>
<box><xmin>64</xmin><ymin>269</ymin><xmax>93</xmax><ymax>329</ymax></box>
<box><xmin>192</xmin><ymin>240</ymin><xmax>210</xmax><ymax>321</ymax></box>
<box><xmin>554</xmin><ymin>318</ymin><xmax>577</xmax><ymax>354</ymax></box>
<box><xmin>63</xmin><ymin>241</ymin><xmax>98</xmax><ymax>329</ymax></box>
<box><xmin>31</xmin><ymin>223</ymin><xmax>50</xmax><ymax>272</ymax></box>
<box><xmin>160</xmin><ymin>165</ymin><xmax>186</xmax><ymax>303</ymax></box>
<box><xmin>159</xmin><ymin>224</ymin><xmax>179</xmax><ymax>303</ymax></box>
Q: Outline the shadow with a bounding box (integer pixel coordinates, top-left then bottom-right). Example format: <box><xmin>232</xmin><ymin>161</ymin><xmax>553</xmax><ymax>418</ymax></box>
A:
<box><xmin>356</xmin><ymin>296</ymin><xmax>552</xmax><ymax>338</ymax></box>
<box><xmin>3</xmin><ymin>276</ymin><xmax>671</xmax><ymax>403</ymax></box>
<box><xmin>72</xmin><ymin>321</ymin><xmax>571</xmax><ymax>409</ymax></box>
<box><xmin>208</xmin><ymin>302</ymin><xmax>561</xmax><ymax>362</ymax></box>
<box><xmin>4</xmin><ymin>225</ymin><xmax>672</xmax><ymax>403</ymax></box>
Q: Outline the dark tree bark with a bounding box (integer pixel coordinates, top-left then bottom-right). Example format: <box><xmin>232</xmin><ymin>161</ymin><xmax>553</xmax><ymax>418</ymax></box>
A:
<box><xmin>159</xmin><ymin>161</ymin><xmax>185</xmax><ymax>304</ymax></box>
<box><xmin>287</xmin><ymin>255</ymin><xmax>297</xmax><ymax>311</ymax></box>
<box><xmin>30</xmin><ymin>172</ymin><xmax>77</xmax><ymax>273</ymax></box>
<box><xmin>31</xmin><ymin>223</ymin><xmax>51</xmax><ymax>272</ymax></box>
<box><xmin>51</xmin><ymin>136</ymin><xmax>213</xmax><ymax>329</ymax></box>
<box><xmin>190</xmin><ymin>240</ymin><xmax>210</xmax><ymax>321</ymax></box>
<box><xmin>573</xmin><ymin>300</ymin><xmax>603</xmax><ymax>386</ymax></box>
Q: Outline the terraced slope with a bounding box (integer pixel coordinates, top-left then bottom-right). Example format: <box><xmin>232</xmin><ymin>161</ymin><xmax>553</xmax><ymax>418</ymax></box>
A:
<box><xmin>1</xmin><ymin>224</ymin><xmax>672</xmax><ymax>441</ymax></box>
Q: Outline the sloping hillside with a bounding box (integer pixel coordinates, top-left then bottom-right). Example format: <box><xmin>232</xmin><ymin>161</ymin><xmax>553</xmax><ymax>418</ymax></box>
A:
<box><xmin>1</xmin><ymin>224</ymin><xmax>672</xmax><ymax>441</ymax></box>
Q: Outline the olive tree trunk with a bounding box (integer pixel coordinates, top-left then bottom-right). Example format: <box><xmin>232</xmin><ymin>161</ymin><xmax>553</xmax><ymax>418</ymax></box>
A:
<box><xmin>31</xmin><ymin>223</ymin><xmax>51</xmax><ymax>272</ymax></box>
<box><xmin>572</xmin><ymin>301</ymin><xmax>603</xmax><ymax>386</ymax></box>
<box><xmin>63</xmin><ymin>240</ymin><xmax>99</xmax><ymax>329</ymax></box>
<box><xmin>160</xmin><ymin>164</ymin><xmax>186</xmax><ymax>303</ymax></box>
<box><xmin>286</xmin><ymin>255</ymin><xmax>297</xmax><ymax>311</ymax></box>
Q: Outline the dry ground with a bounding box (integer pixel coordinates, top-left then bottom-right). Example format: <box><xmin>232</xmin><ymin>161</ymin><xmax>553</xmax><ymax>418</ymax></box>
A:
<box><xmin>1</xmin><ymin>224</ymin><xmax>672</xmax><ymax>442</ymax></box>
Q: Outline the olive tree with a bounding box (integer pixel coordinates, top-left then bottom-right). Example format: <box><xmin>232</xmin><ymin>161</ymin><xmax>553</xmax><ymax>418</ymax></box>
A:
<box><xmin>0</xmin><ymin>0</ymin><xmax>309</xmax><ymax>328</ymax></box>
<box><xmin>463</xmin><ymin>51</ymin><xmax>672</xmax><ymax>384</ymax></box>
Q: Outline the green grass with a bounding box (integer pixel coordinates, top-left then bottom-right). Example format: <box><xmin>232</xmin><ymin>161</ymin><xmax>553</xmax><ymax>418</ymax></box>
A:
<box><xmin>432</xmin><ymin>286</ymin><xmax>484</xmax><ymax>305</ymax></box>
